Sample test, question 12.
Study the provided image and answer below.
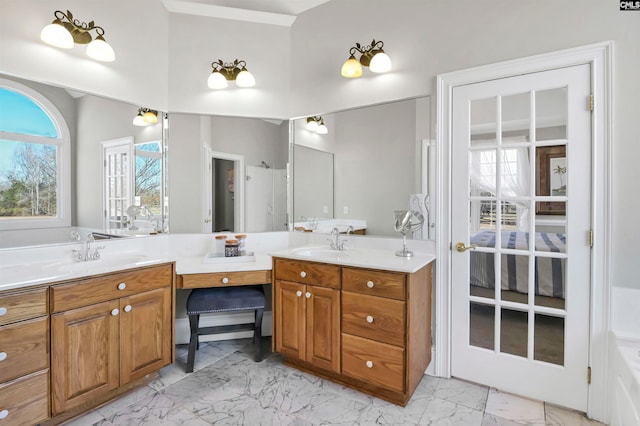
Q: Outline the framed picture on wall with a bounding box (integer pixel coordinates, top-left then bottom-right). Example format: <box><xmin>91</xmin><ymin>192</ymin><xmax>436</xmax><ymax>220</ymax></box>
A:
<box><xmin>536</xmin><ymin>145</ymin><xmax>566</xmax><ymax>215</ymax></box>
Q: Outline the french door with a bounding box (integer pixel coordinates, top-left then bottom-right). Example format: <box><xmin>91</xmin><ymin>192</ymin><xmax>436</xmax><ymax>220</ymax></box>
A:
<box><xmin>450</xmin><ymin>64</ymin><xmax>592</xmax><ymax>410</ymax></box>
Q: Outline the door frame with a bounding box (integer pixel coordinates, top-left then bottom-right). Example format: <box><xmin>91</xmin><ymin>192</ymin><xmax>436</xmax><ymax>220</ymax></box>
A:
<box><xmin>435</xmin><ymin>41</ymin><xmax>612</xmax><ymax>420</ymax></box>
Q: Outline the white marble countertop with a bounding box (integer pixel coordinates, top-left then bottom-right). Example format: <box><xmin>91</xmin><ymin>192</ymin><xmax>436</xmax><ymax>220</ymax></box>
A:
<box><xmin>269</xmin><ymin>245</ymin><xmax>435</xmax><ymax>273</ymax></box>
<box><xmin>175</xmin><ymin>253</ymin><xmax>273</xmax><ymax>275</ymax></box>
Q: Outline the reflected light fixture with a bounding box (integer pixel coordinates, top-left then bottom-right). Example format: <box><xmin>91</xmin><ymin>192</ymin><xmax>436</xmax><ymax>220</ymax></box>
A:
<box><xmin>341</xmin><ymin>39</ymin><xmax>391</xmax><ymax>78</ymax></box>
<box><xmin>306</xmin><ymin>116</ymin><xmax>328</xmax><ymax>134</ymax></box>
<box><xmin>208</xmin><ymin>59</ymin><xmax>255</xmax><ymax>89</ymax></box>
<box><xmin>40</xmin><ymin>10</ymin><xmax>115</xmax><ymax>62</ymax></box>
<box><xmin>133</xmin><ymin>108</ymin><xmax>158</xmax><ymax>126</ymax></box>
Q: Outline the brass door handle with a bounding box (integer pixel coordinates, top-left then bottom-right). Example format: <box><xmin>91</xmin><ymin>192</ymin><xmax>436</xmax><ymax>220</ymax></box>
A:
<box><xmin>455</xmin><ymin>242</ymin><xmax>477</xmax><ymax>253</ymax></box>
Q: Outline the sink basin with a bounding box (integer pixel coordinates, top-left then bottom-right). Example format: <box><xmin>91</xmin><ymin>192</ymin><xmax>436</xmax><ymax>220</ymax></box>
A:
<box><xmin>40</xmin><ymin>254</ymin><xmax>154</xmax><ymax>275</ymax></box>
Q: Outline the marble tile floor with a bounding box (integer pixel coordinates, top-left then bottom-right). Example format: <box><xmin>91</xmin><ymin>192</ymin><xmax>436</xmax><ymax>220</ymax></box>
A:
<box><xmin>67</xmin><ymin>338</ymin><xmax>605</xmax><ymax>426</ymax></box>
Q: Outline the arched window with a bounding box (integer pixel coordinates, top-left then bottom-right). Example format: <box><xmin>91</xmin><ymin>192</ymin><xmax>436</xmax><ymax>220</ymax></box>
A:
<box><xmin>0</xmin><ymin>78</ymin><xmax>71</xmax><ymax>230</ymax></box>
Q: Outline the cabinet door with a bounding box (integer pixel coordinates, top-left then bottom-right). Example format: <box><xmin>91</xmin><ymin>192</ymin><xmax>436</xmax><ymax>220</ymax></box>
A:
<box><xmin>119</xmin><ymin>287</ymin><xmax>172</xmax><ymax>385</ymax></box>
<box><xmin>274</xmin><ymin>280</ymin><xmax>305</xmax><ymax>360</ymax></box>
<box><xmin>51</xmin><ymin>300</ymin><xmax>120</xmax><ymax>415</ymax></box>
<box><xmin>306</xmin><ymin>285</ymin><xmax>341</xmax><ymax>373</ymax></box>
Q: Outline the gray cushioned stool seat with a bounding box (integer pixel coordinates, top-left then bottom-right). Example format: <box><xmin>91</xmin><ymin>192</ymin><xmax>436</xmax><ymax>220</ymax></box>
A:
<box><xmin>185</xmin><ymin>285</ymin><xmax>265</xmax><ymax>373</ymax></box>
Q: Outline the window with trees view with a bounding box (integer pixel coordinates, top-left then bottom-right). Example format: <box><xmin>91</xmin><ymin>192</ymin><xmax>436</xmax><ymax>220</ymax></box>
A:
<box><xmin>0</xmin><ymin>81</ymin><xmax>70</xmax><ymax>230</ymax></box>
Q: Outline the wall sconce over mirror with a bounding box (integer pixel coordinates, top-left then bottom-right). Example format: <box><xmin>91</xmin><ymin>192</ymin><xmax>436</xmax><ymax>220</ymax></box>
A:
<box><xmin>208</xmin><ymin>59</ymin><xmax>256</xmax><ymax>89</ymax></box>
<box><xmin>40</xmin><ymin>10</ymin><xmax>115</xmax><ymax>62</ymax></box>
<box><xmin>133</xmin><ymin>108</ymin><xmax>158</xmax><ymax>126</ymax></box>
<box><xmin>341</xmin><ymin>39</ymin><xmax>391</xmax><ymax>78</ymax></box>
<box><xmin>306</xmin><ymin>116</ymin><xmax>328</xmax><ymax>134</ymax></box>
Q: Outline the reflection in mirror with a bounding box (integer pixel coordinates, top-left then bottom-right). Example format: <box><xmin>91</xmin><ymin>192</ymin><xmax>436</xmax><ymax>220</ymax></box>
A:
<box><xmin>0</xmin><ymin>73</ymin><xmax>169</xmax><ymax>249</ymax></box>
<box><xmin>293</xmin><ymin>145</ymin><xmax>334</xmax><ymax>230</ymax></box>
<box><xmin>292</xmin><ymin>96</ymin><xmax>433</xmax><ymax>239</ymax></box>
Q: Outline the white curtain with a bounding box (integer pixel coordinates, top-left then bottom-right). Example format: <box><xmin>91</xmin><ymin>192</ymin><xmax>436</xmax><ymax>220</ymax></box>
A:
<box><xmin>469</xmin><ymin>138</ymin><xmax>530</xmax><ymax>232</ymax></box>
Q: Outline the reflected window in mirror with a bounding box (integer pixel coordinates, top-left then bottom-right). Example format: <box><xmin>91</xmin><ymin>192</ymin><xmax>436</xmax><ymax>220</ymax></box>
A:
<box><xmin>0</xmin><ymin>79</ymin><xmax>71</xmax><ymax>230</ymax></box>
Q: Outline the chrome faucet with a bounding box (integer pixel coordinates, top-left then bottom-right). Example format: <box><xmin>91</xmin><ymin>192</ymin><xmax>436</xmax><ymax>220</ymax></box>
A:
<box><xmin>329</xmin><ymin>227</ymin><xmax>347</xmax><ymax>251</ymax></box>
<box><xmin>73</xmin><ymin>233</ymin><xmax>105</xmax><ymax>262</ymax></box>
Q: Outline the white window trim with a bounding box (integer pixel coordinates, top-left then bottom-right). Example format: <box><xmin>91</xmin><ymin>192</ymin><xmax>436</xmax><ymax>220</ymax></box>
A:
<box><xmin>435</xmin><ymin>41</ymin><xmax>612</xmax><ymax>421</ymax></box>
<box><xmin>0</xmin><ymin>78</ymin><xmax>71</xmax><ymax>230</ymax></box>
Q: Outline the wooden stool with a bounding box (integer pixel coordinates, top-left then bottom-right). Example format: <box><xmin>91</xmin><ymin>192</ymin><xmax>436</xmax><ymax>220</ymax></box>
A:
<box><xmin>185</xmin><ymin>285</ymin><xmax>265</xmax><ymax>373</ymax></box>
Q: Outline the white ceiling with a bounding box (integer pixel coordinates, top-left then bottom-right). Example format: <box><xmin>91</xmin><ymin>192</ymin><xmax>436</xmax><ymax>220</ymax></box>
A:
<box><xmin>181</xmin><ymin>0</ymin><xmax>331</xmax><ymax>16</ymax></box>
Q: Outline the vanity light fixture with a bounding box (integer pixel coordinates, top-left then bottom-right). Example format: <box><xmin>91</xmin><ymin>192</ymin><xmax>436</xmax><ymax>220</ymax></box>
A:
<box><xmin>306</xmin><ymin>116</ymin><xmax>328</xmax><ymax>134</ymax></box>
<box><xmin>40</xmin><ymin>10</ymin><xmax>115</xmax><ymax>62</ymax></box>
<box><xmin>208</xmin><ymin>59</ymin><xmax>256</xmax><ymax>89</ymax></box>
<box><xmin>133</xmin><ymin>108</ymin><xmax>158</xmax><ymax>126</ymax></box>
<box><xmin>341</xmin><ymin>39</ymin><xmax>391</xmax><ymax>78</ymax></box>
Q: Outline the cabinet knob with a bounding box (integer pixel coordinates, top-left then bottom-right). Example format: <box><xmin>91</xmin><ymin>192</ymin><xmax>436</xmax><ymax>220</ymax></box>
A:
<box><xmin>117</xmin><ymin>282</ymin><xmax>126</xmax><ymax>290</ymax></box>
<box><xmin>305</xmin><ymin>292</ymin><xmax>311</xmax><ymax>299</ymax></box>
<box><xmin>0</xmin><ymin>307</ymin><xmax>6</xmax><ymax>316</ymax></box>
<box><xmin>111</xmin><ymin>308</ymin><xmax>119</xmax><ymax>316</ymax></box>
<box><xmin>366</xmin><ymin>360</ymin><xmax>374</xmax><ymax>368</ymax></box>
<box><xmin>367</xmin><ymin>280</ymin><xmax>374</xmax><ymax>288</ymax></box>
<box><xmin>296</xmin><ymin>290</ymin><xmax>302</xmax><ymax>297</ymax></box>
<box><xmin>366</xmin><ymin>315</ymin><xmax>374</xmax><ymax>323</ymax></box>
<box><xmin>124</xmin><ymin>305</ymin><xmax>132</xmax><ymax>313</ymax></box>
<box><xmin>0</xmin><ymin>352</ymin><xmax>6</xmax><ymax>362</ymax></box>
<box><xmin>222</xmin><ymin>277</ymin><xmax>229</xmax><ymax>284</ymax></box>
<box><xmin>300</xmin><ymin>271</ymin><xmax>307</xmax><ymax>278</ymax></box>
<box><xmin>0</xmin><ymin>409</ymin><xmax>8</xmax><ymax>419</ymax></box>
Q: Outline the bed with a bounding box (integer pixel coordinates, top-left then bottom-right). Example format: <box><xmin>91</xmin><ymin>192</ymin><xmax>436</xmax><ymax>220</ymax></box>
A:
<box><xmin>469</xmin><ymin>230</ymin><xmax>566</xmax><ymax>299</ymax></box>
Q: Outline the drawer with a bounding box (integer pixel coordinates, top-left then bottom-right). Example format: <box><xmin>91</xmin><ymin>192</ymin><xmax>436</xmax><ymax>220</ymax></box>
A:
<box><xmin>0</xmin><ymin>369</ymin><xmax>49</xmax><ymax>425</ymax></box>
<box><xmin>178</xmin><ymin>270</ymin><xmax>271</xmax><ymax>289</ymax></box>
<box><xmin>274</xmin><ymin>258</ymin><xmax>340</xmax><ymax>289</ymax></box>
<box><xmin>342</xmin><ymin>291</ymin><xmax>405</xmax><ymax>347</ymax></box>
<box><xmin>342</xmin><ymin>333</ymin><xmax>404</xmax><ymax>393</ymax></box>
<box><xmin>342</xmin><ymin>268</ymin><xmax>405</xmax><ymax>300</ymax></box>
<box><xmin>51</xmin><ymin>263</ymin><xmax>173</xmax><ymax>312</ymax></box>
<box><xmin>0</xmin><ymin>316</ymin><xmax>49</xmax><ymax>383</ymax></box>
<box><xmin>0</xmin><ymin>287</ymin><xmax>48</xmax><ymax>326</ymax></box>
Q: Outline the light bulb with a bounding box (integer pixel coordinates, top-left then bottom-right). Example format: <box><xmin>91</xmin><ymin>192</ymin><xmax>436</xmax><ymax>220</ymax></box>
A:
<box><xmin>316</xmin><ymin>123</ymin><xmax>328</xmax><ymax>134</ymax></box>
<box><xmin>133</xmin><ymin>114</ymin><xmax>147</xmax><ymax>126</ymax></box>
<box><xmin>208</xmin><ymin>71</ymin><xmax>228</xmax><ymax>89</ymax></box>
<box><xmin>369</xmin><ymin>51</ymin><xmax>392</xmax><ymax>73</ymax></box>
<box><xmin>306</xmin><ymin>119</ymin><xmax>319</xmax><ymax>131</ymax></box>
<box><xmin>143</xmin><ymin>111</ymin><xmax>158</xmax><ymax>124</ymax></box>
<box><xmin>40</xmin><ymin>22</ymin><xmax>74</xmax><ymax>49</ymax></box>
<box><xmin>86</xmin><ymin>38</ymin><xmax>115</xmax><ymax>62</ymax></box>
<box><xmin>341</xmin><ymin>56</ymin><xmax>363</xmax><ymax>78</ymax></box>
<box><xmin>236</xmin><ymin>69</ymin><xmax>255</xmax><ymax>88</ymax></box>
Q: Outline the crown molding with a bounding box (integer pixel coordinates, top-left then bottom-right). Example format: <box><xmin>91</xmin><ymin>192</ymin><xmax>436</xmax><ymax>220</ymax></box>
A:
<box><xmin>161</xmin><ymin>0</ymin><xmax>297</xmax><ymax>26</ymax></box>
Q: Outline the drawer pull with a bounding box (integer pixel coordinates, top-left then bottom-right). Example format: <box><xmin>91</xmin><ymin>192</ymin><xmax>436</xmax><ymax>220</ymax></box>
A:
<box><xmin>366</xmin><ymin>280</ymin><xmax>374</xmax><ymax>288</ymax></box>
<box><xmin>305</xmin><ymin>292</ymin><xmax>311</xmax><ymax>299</ymax></box>
<box><xmin>0</xmin><ymin>409</ymin><xmax>8</xmax><ymax>419</ymax></box>
<box><xmin>300</xmin><ymin>271</ymin><xmax>307</xmax><ymax>278</ymax></box>
<box><xmin>117</xmin><ymin>282</ymin><xmax>127</xmax><ymax>290</ymax></box>
<box><xmin>366</xmin><ymin>315</ymin><xmax>374</xmax><ymax>323</ymax></box>
<box><xmin>111</xmin><ymin>308</ymin><xmax>119</xmax><ymax>316</ymax></box>
<box><xmin>366</xmin><ymin>360</ymin><xmax>374</xmax><ymax>368</ymax></box>
<box><xmin>0</xmin><ymin>307</ymin><xmax>6</xmax><ymax>316</ymax></box>
<box><xmin>296</xmin><ymin>290</ymin><xmax>302</xmax><ymax>297</ymax></box>
<box><xmin>124</xmin><ymin>305</ymin><xmax>132</xmax><ymax>313</ymax></box>
<box><xmin>0</xmin><ymin>352</ymin><xmax>6</xmax><ymax>362</ymax></box>
<box><xmin>222</xmin><ymin>277</ymin><xmax>230</xmax><ymax>284</ymax></box>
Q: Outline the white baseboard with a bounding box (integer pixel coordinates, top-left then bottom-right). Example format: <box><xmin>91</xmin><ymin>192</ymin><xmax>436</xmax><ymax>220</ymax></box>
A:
<box><xmin>175</xmin><ymin>311</ymin><xmax>272</xmax><ymax>345</ymax></box>
<box><xmin>425</xmin><ymin>346</ymin><xmax>436</xmax><ymax>376</ymax></box>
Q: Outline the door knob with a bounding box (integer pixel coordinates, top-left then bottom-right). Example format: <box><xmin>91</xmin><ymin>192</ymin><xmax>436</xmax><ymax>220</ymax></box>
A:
<box><xmin>455</xmin><ymin>242</ymin><xmax>477</xmax><ymax>253</ymax></box>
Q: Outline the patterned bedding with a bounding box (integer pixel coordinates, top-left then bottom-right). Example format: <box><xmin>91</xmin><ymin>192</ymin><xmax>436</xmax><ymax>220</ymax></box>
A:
<box><xmin>470</xmin><ymin>230</ymin><xmax>566</xmax><ymax>299</ymax></box>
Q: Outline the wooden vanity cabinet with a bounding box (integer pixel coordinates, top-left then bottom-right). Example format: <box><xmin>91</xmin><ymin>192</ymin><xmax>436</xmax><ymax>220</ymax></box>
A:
<box><xmin>50</xmin><ymin>263</ymin><xmax>173</xmax><ymax>416</ymax></box>
<box><xmin>0</xmin><ymin>286</ymin><xmax>50</xmax><ymax>425</ymax></box>
<box><xmin>273</xmin><ymin>257</ymin><xmax>433</xmax><ymax>406</ymax></box>
<box><xmin>274</xmin><ymin>258</ymin><xmax>341</xmax><ymax>373</ymax></box>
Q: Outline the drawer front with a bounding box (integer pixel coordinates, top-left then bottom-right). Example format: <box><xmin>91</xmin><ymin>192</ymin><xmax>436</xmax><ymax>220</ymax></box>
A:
<box><xmin>274</xmin><ymin>258</ymin><xmax>340</xmax><ymax>289</ymax></box>
<box><xmin>178</xmin><ymin>270</ymin><xmax>271</xmax><ymax>289</ymax></box>
<box><xmin>51</xmin><ymin>263</ymin><xmax>173</xmax><ymax>313</ymax></box>
<box><xmin>0</xmin><ymin>316</ymin><xmax>49</xmax><ymax>383</ymax></box>
<box><xmin>0</xmin><ymin>369</ymin><xmax>49</xmax><ymax>425</ymax></box>
<box><xmin>342</xmin><ymin>291</ymin><xmax>405</xmax><ymax>347</ymax></box>
<box><xmin>342</xmin><ymin>333</ymin><xmax>404</xmax><ymax>393</ymax></box>
<box><xmin>0</xmin><ymin>287</ymin><xmax>48</xmax><ymax>326</ymax></box>
<box><xmin>342</xmin><ymin>268</ymin><xmax>406</xmax><ymax>300</ymax></box>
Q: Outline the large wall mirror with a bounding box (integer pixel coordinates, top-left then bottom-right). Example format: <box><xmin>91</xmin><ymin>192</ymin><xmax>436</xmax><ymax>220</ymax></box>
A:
<box><xmin>0</xmin><ymin>73</ymin><xmax>169</xmax><ymax>249</ymax></box>
<box><xmin>292</xmin><ymin>96</ymin><xmax>434</xmax><ymax>239</ymax></box>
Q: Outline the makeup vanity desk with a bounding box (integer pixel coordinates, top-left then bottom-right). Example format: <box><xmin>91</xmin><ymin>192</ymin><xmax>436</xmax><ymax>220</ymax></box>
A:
<box><xmin>174</xmin><ymin>254</ymin><xmax>273</xmax><ymax>289</ymax></box>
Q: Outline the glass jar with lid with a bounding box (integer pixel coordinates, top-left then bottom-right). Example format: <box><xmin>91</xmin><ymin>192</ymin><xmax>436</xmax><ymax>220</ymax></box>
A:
<box><xmin>225</xmin><ymin>239</ymin><xmax>239</xmax><ymax>257</ymax></box>
<box><xmin>235</xmin><ymin>234</ymin><xmax>247</xmax><ymax>256</ymax></box>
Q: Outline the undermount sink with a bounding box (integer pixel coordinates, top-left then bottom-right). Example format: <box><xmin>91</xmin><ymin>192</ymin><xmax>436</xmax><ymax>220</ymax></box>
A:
<box><xmin>290</xmin><ymin>247</ymin><xmax>351</xmax><ymax>258</ymax></box>
<box><xmin>40</xmin><ymin>254</ymin><xmax>154</xmax><ymax>274</ymax></box>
